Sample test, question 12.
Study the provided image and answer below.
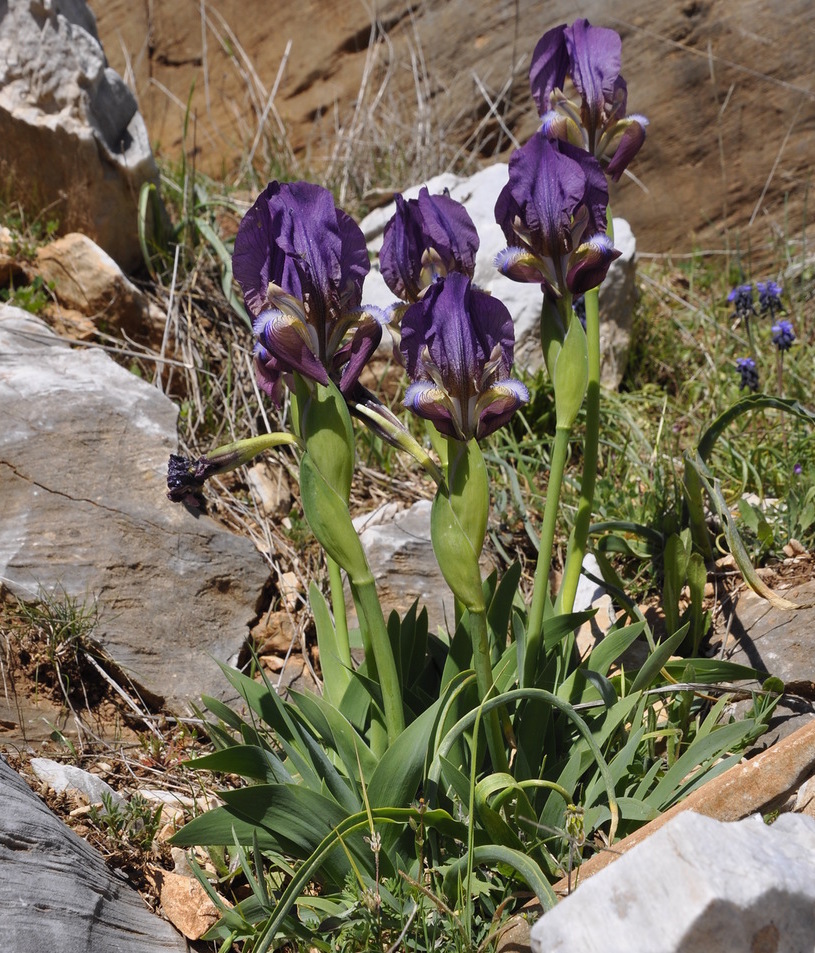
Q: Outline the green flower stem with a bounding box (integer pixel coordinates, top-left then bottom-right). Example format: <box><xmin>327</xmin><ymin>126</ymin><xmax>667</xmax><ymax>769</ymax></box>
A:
<box><xmin>327</xmin><ymin>556</ymin><xmax>352</xmax><ymax>672</ymax></box>
<box><xmin>344</xmin><ymin>578</ymin><xmax>388</xmax><ymax>756</ymax></box>
<box><xmin>293</xmin><ymin>377</ymin><xmax>404</xmax><ymax>750</ymax></box>
<box><xmin>746</xmin><ymin>319</ymin><xmax>758</xmax><ymax>363</ymax></box>
<box><xmin>429</xmin><ymin>441</ymin><xmax>488</xmax><ymax>622</ymax></box>
<box><xmin>682</xmin><ymin>457</ymin><xmax>713</xmax><ymax>560</ymax></box>
<box><xmin>431</xmin><ymin>438</ymin><xmax>507</xmax><ymax>772</ymax></box>
<box><xmin>558</xmin><ymin>285</ymin><xmax>601</xmax><ymax>614</ymax></box>
<box><xmin>351</xmin><ymin>401</ymin><xmax>445</xmax><ymax>487</ymax></box>
<box><xmin>351</xmin><ymin>574</ymin><xmax>405</xmax><ymax>747</ymax></box>
<box><xmin>468</xmin><ymin>606</ymin><xmax>509</xmax><ymax>774</ymax></box>
<box><xmin>524</xmin><ymin>423</ymin><xmax>571</xmax><ymax>686</ymax></box>
<box><xmin>204</xmin><ymin>432</ymin><xmax>301</xmax><ymax>462</ymax></box>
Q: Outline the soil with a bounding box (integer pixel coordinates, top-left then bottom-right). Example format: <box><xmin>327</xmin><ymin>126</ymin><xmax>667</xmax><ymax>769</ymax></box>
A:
<box><xmin>0</xmin><ymin>593</ymin><xmax>237</xmax><ymax>935</ymax></box>
<box><xmin>91</xmin><ymin>0</ymin><xmax>815</xmax><ymax>268</ymax></box>
<box><xmin>0</xmin><ymin>597</ymin><xmax>144</xmax><ymax>746</ymax></box>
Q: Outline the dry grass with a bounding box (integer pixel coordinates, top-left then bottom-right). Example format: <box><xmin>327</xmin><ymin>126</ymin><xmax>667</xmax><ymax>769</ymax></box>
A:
<box><xmin>131</xmin><ymin>0</ymin><xmax>528</xmax><ymax>220</ymax></box>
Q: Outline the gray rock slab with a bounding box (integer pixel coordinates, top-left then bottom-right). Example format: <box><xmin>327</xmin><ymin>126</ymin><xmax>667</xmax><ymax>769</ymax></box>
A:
<box><xmin>360</xmin><ymin>166</ymin><xmax>637</xmax><ymax>388</ymax></box>
<box><xmin>351</xmin><ymin>501</ymin><xmax>456</xmax><ymax>636</ymax></box>
<box><xmin>0</xmin><ymin>755</ymin><xmax>189</xmax><ymax>952</ymax></box>
<box><xmin>531</xmin><ymin>811</ymin><xmax>815</xmax><ymax>953</ymax></box>
<box><xmin>724</xmin><ymin>580</ymin><xmax>815</xmax><ymax>747</ymax></box>
<box><xmin>0</xmin><ymin>306</ymin><xmax>269</xmax><ymax>713</ymax></box>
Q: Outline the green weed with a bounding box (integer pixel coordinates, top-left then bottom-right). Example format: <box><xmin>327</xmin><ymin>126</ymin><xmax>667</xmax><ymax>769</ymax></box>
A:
<box><xmin>0</xmin><ymin>274</ymin><xmax>53</xmax><ymax>315</ymax></box>
<box><xmin>88</xmin><ymin>791</ymin><xmax>164</xmax><ymax>852</ymax></box>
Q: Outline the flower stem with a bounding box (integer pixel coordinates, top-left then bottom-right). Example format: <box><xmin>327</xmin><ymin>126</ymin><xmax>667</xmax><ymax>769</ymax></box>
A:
<box><xmin>327</xmin><ymin>556</ymin><xmax>352</xmax><ymax>672</ymax></box>
<box><xmin>525</xmin><ymin>423</ymin><xmax>571</xmax><ymax>686</ymax></box>
<box><xmin>468</xmin><ymin>607</ymin><xmax>509</xmax><ymax>773</ymax></box>
<box><xmin>558</xmin><ymin>285</ymin><xmax>601</xmax><ymax>614</ymax></box>
<box><xmin>351</xmin><ymin>575</ymin><xmax>405</xmax><ymax>748</ymax></box>
<box><xmin>431</xmin><ymin>438</ymin><xmax>506</xmax><ymax>772</ymax></box>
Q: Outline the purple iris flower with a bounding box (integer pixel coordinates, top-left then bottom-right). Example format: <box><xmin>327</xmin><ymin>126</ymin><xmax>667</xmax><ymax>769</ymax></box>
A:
<box><xmin>232</xmin><ymin>180</ymin><xmax>387</xmax><ymax>403</ymax></box>
<box><xmin>380</xmin><ymin>187</ymin><xmax>479</xmax><ymax>304</ymax></box>
<box><xmin>530</xmin><ymin>18</ymin><xmax>648</xmax><ymax>181</ymax></box>
<box><xmin>400</xmin><ymin>272</ymin><xmax>529</xmax><ymax>441</ymax></box>
<box><xmin>735</xmin><ymin>357</ymin><xmax>759</xmax><ymax>392</ymax></box>
<box><xmin>494</xmin><ymin>132</ymin><xmax>620</xmax><ymax>300</ymax></box>
<box><xmin>771</xmin><ymin>319</ymin><xmax>795</xmax><ymax>352</ymax></box>
<box><xmin>758</xmin><ymin>281</ymin><xmax>784</xmax><ymax>319</ymax></box>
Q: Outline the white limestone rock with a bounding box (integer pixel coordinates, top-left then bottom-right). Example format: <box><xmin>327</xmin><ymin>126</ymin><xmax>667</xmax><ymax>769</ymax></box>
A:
<box><xmin>530</xmin><ymin>811</ymin><xmax>815</xmax><ymax>953</ymax></box>
<box><xmin>352</xmin><ymin>500</ymin><xmax>455</xmax><ymax>635</ymax></box>
<box><xmin>30</xmin><ymin>757</ymin><xmax>124</xmax><ymax>808</ymax></box>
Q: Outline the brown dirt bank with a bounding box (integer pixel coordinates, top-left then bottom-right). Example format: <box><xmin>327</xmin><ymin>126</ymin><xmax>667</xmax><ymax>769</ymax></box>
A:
<box><xmin>92</xmin><ymin>0</ymin><xmax>815</xmax><ymax>265</ymax></box>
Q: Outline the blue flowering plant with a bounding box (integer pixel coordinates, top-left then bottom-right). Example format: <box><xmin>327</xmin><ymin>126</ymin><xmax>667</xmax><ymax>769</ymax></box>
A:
<box><xmin>726</xmin><ymin>280</ymin><xmax>800</xmax><ymax>397</ymax></box>
<box><xmin>163</xmin><ymin>18</ymin><xmax>787</xmax><ymax>951</ymax></box>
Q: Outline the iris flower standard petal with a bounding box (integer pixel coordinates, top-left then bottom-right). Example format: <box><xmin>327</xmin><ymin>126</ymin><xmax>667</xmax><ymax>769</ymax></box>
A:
<box><xmin>564</xmin><ymin>18</ymin><xmax>622</xmax><ymax>141</ymax></box>
<box><xmin>530</xmin><ymin>18</ymin><xmax>648</xmax><ymax>180</ymax></box>
<box><xmin>400</xmin><ymin>273</ymin><xmax>528</xmax><ymax>441</ymax></box>
<box><xmin>380</xmin><ymin>187</ymin><xmax>479</xmax><ymax>303</ymax></box>
<box><xmin>233</xmin><ymin>180</ymin><xmax>385</xmax><ymax>402</ymax></box>
<box><xmin>494</xmin><ymin>132</ymin><xmax>619</xmax><ymax>299</ymax></box>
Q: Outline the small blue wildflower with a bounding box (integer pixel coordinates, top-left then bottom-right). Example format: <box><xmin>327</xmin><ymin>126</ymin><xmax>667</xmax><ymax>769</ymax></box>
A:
<box><xmin>771</xmin><ymin>319</ymin><xmax>795</xmax><ymax>352</ymax></box>
<box><xmin>735</xmin><ymin>357</ymin><xmax>759</xmax><ymax>392</ymax></box>
<box><xmin>727</xmin><ymin>284</ymin><xmax>755</xmax><ymax>323</ymax></box>
<box><xmin>793</xmin><ymin>463</ymin><xmax>803</xmax><ymax>475</ymax></box>
<box><xmin>757</xmin><ymin>281</ymin><xmax>783</xmax><ymax>320</ymax></box>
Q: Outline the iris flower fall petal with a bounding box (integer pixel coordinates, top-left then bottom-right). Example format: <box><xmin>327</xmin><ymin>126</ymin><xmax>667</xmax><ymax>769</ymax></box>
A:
<box><xmin>400</xmin><ymin>273</ymin><xmax>528</xmax><ymax>441</ymax></box>
<box><xmin>233</xmin><ymin>180</ymin><xmax>384</xmax><ymax>401</ymax></box>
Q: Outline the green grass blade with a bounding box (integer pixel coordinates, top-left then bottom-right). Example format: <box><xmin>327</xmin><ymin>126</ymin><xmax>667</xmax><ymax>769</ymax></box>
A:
<box><xmin>442</xmin><ymin>845</ymin><xmax>557</xmax><ymax>911</ymax></box>
<box><xmin>630</xmin><ymin>624</ymin><xmax>689</xmax><ymax>693</ymax></box>
<box><xmin>697</xmin><ymin>394</ymin><xmax>815</xmax><ymax>463</ymax></box>
<box><xmin>309</xmin><ymin>582</ymin><xmax>352</xmax><ymax>706</ymax></box>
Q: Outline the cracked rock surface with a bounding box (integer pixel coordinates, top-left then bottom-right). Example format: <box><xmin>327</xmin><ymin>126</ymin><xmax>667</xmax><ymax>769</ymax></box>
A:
<box><xmin>0</xmin><ymin>754</ymin><xmax>189</xmax><ymax>952</ymax></box>
<box><xmin>0</xmin><ymin>305</ymin><xmax>269</xmax><ymax>714</ymax></box>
